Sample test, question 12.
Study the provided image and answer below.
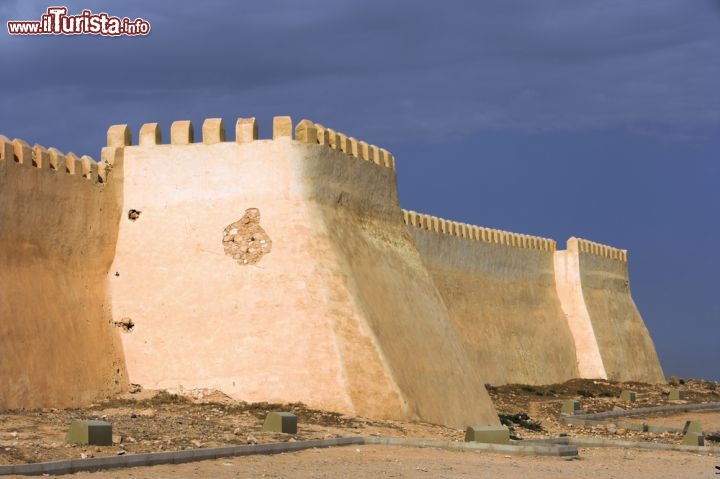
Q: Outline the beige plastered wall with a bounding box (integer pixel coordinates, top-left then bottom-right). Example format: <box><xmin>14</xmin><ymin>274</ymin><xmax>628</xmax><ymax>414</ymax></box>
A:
<box><xmin>0</xmin><ymin>140</ymin><xmax>127</xmax><ymax>409</ymax></box>
<box><xmin>562</xmin><ymin>239</ymin><xmax>665</xmax><ymax>383</ymax></box>
<box><xmin>108</xmin><ymin>134</ymin><xmax>498</xmax><ymax>428</ymax></box>
<box><xmin>554</xmin><ymin>248</ymin><xmax>608</xmax><ymax>379</ymax></box>
<box><xmin>407</xmin><ymin>227</ymin><xmax>581</xmax><ymax>385</ymax></box>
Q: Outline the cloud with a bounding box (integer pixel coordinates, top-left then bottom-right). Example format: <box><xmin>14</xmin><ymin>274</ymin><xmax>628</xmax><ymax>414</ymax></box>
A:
<box><xmin>1</xmin><ymin>0</ymin><xmax>718</xmax><ymax>144</ymax></box>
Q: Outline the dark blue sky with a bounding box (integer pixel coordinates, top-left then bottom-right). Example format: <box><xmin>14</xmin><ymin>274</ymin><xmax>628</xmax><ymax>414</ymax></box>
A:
<box><xmin>2</xmin><ymin>1</ymin><xmax>718</xmax><ymax>381</ymax></box>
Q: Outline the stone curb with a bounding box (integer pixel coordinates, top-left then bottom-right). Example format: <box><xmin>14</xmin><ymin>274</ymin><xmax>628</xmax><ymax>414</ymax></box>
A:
<box><xmin>5</xmin><ymin>431</ymin><xmax>717</xmax><ymax>476</ymax></box>
<box><xmin>0</xmin><ymin>437</ymin><xmax>364</xmax><ymax>476</ymax></box>
<box><xmin>0</xmin><ymin>435</ymin><xmax>580</xmax><ymax>475</ymax></box>
<box><xmin>563</xmin><ymin>402</ymin><xmax>720</xmax><ymax>421</ymax></box>
<box><xmin>560</xmin><ymin>402</ymin><xmax>720</xmax><ymax>435</ymax></box>
<box><xmin>363</xmin><ymin>436</ymin><xmax>578</xmax><ymax>457</ymax></box>
<box><xmin>516</xmin><ymin>437</ymin><xmax>570</xmax><ymax>445</ymax></box>
<box><xmin>568</xmin><ymin>437</ymin><xmax>720</xmax><ymax>453</ymax></box>
<box><xmin>560</xmin><ymin>416</ymin><xmax>686</xmax><ymax>433</ymax></box>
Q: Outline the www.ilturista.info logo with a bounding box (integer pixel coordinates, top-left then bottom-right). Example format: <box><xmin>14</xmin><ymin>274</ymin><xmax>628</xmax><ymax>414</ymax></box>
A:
<box><xmin>7</xmin><ymin>7</ymin><xmax>150</xmax><ymax>36</ymax></box>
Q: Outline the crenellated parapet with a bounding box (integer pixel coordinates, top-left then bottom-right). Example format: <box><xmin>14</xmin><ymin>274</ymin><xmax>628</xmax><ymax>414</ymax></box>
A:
<box><xmin>107</xmin><ymin>117</ymin><xmax>263</xmax><ymax>147</ymax></box>
<box><xmin>0</xmin><ymin>135</ymin><xmax>108</xmax><ymax>183</ymax></box>
<box><xmin>295</xmin><ymin>119</ymin><xmax>396</xmax><ymax>171</ymax></box>
<box><xmin>567</xmin><ymin>237</ymin><xmax>627</xmax><ymax>262</ymax></box>
<box><xmin>105</xmin><ymin>117</ymin><xmax>396</xmax><ymax>172</ymax></box>
<box><xmin>401</xmin><ymin>209</ymin><xmax>556</xmax><ymax>252</ymax></box>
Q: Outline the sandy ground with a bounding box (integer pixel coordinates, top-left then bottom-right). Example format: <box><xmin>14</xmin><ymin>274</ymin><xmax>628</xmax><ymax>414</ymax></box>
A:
<box><xmin>0</xmin><ymin>378</ymin><xmax>718</xmax><ymax>477</ymax></box>
<box><xmin>3</xmin><ymin>446</ymin><xmax>717</xmax><ymax>479</ymax></box>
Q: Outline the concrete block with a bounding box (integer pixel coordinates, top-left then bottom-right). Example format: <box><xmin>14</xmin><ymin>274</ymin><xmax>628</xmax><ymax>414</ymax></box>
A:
<box><xmin>262</xmin><ymin>412</ymin><xmax>297</xmax><ymax>434</ymax></box>
<box><xmin>10</xmin><ymin>463</ymin><xmax>45</xmax><ymax>475</ymax></box>
<box><xmin>681</xmin><ymin>432</ymin><xmax>704</xmax><ymax>446</ymax></box>
<box><xmin>464</xmin><ymin>425</ymin><xmax>510</xmax><ymax>444</ymax></box>
<box><xmin>668</xmin><ymin>389</ymin><xmax>686</xmax><ymax>401</ymax></box>
<box><xmin>66</xmin><ymin>420</ymin><xmax>112</xmax><ymax>446</ymax></box>
<box><xmin>619</xmin><ymin>390</ymin><xmax>636</xmax><ymax>402</ymax></box>
<box><xmin>682</xmin><ymin>420</ymin><xmax>702</xmax><ymax>435</ymax></box>
<box><xmin>561</xmin><ymin>399</ymin><xmax>583</xmax><ymax>415</ymax></box>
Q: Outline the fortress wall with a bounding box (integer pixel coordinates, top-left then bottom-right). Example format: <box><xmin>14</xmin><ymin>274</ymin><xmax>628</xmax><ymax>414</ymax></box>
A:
<box><xmin>297</xmin><ymin>123</ymin><xmax>496</xmax><ymax>427</ymax></box>
<box><xmin>109</xmin><ymin>117</ymin><xmax>497</xmax><ymax>428</ymax></box>
<box><xmin>558</xmin><ymin>238</ymin><xmax>665</xmax><ymax>383</ymax></box>
<box><xmin>0</xmin><ymin>135</ymin><xmax>127</xmax><ymax>409</ymax></box>
<box><xmin>403</xmin><ymin>211</ymin><xmax>581</xmax><ymax>385</ymax></box>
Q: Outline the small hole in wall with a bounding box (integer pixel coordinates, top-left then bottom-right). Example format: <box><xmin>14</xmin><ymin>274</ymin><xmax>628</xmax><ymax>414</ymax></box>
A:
<box><xmin>113</xmin><ymin>317</ymin><xmax>135</xmax><ymax>332</ymax></box>
<box><xmin>128</xmin><ymin>209</ymin><xmax>141</xmax><ymax>221</ymax></box>
<box><xmin>115</xmin><ymin>272</ymin><xmax>120</xmax><ymax>277</ymax></box>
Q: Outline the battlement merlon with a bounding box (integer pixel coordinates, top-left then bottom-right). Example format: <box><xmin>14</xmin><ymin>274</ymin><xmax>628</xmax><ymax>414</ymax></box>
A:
<box><xmin>104</xmin><ymin>116</ymin><xmax>396</xmax><ymax>171</ymax></box>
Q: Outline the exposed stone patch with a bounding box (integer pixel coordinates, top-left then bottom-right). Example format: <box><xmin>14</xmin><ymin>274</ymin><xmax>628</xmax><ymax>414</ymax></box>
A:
<box><xmin>222</xmin><ymin>208</ymin><xmax>272</xmax><ymax>265</ymax></box>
